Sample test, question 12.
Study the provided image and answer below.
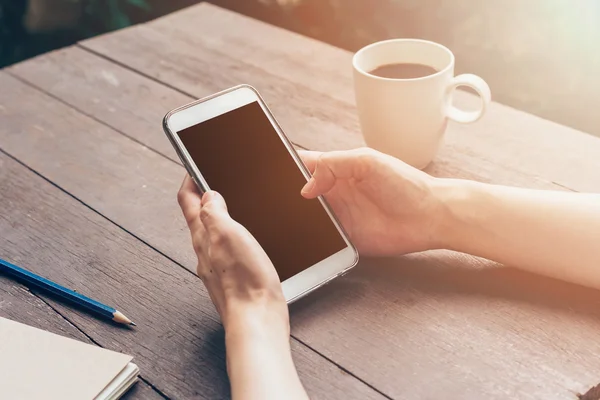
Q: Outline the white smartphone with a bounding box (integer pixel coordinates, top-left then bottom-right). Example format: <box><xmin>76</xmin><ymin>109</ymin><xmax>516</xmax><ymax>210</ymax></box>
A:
<box><xmin>163</xmin><ymin>85</ymin><xmax>359</xmax><ymax>303</ymax></box>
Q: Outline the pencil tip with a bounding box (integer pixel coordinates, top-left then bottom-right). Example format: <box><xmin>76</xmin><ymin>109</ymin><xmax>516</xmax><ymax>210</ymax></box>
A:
<box><xmin>113</xmin><ymin>310</ymin><xmax>135</xmax><ymax>326</ymax></box>
<box><xmin>130</xmin><ymin>322</ymin><xmax>137</xmax><ymax>327</ymax></box>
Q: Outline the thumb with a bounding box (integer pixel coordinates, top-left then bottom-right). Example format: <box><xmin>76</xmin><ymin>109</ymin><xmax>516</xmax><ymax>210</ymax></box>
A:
<box><xmin>301</xmin><ymin>149</ymin><xmax>373</xmax><ymax>199</ymax></box>
<box><xmin>301</xmin><ymin>154</ymin><xmax>337</xmax><ymax>199</ymax></box>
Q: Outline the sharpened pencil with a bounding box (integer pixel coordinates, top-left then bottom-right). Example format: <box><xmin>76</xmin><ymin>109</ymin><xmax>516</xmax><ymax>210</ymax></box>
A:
<box><xmin>0</xmin><ymin>258</ymin><xmax>135</xmax><ymax>327</ymax></box>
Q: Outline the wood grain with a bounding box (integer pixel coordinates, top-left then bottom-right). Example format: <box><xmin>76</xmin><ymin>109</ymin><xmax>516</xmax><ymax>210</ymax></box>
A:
<box><xmin>0</xmin><ymin>277</ymin><xmax>91</xmax><ymax>342</ymax></box>
<box><xmin>0</xmin><ymin>71</ymin><xmax>197</xmax><ymax>270</ymax></box>
<box><xmin>82</xmin><ymin>30</ymin><xmax>363</xmax><ymax>156</ymax></box>
<box><xmin>79</xmin><ymin>3</ymin><xmax>600</xmax><ymax>193</ymax></box>
<box><xmin>120</xmin><ymin>381</ymin><xmax>166</xmax><ymax>400</ymax></box>
<box><xmin>291</xmin><ymin>253</ymin><xmax>600</xmax><ymax>399</ymax></box>
<box><xmin>9</xmin><ymin>45</ymin><xmax>564</xmax><ymax>191</ymax></box>
<box><xmin>3</xmin><ymin>55</ymin><xmax>600</xmax><ymax>400</ymax></box>
<box><xmin>0</xmin><ymin>148</ymin><xmax>383</xmax><ymax>399</ymax></box>
<box><xmin>3</xmin><ymin>4</ymin><xmax>600</xmax><ymax>398</ymax></box>
<box><xmin>7</xmin><ymin>46</ymin><xmax>184</xmax><ymax>164</ymax></box>
<box><xmin>0</xmin><ymin>277</ymin><xmax>163</xmax><ymax>399</ymax></box>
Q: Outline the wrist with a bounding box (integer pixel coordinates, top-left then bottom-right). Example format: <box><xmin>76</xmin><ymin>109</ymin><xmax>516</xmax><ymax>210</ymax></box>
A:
<box><xmin>430</xmin><ymin>178</ymin><xmax>485</xmax><ymax>252</ymax></box>
<box><xmin>223</xmin><ymin>301</ymin><xmax>290</xmax><ymax>343</ymax></box>
<box><xmin>224</xmin><ymin>302</ymin><xmax>306</xmax><ymax>400</ymax></box>
<box><xmin>224</xmin><ymin>302</ymin><xmax>293</xmax><ymax>378</ymax></box>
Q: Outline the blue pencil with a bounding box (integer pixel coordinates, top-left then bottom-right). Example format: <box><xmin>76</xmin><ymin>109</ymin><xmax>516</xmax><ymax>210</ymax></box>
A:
<box><xmin>0</xmin><ymin>258</ymin><xmax>135</xmax><ymax>326</ymax></box>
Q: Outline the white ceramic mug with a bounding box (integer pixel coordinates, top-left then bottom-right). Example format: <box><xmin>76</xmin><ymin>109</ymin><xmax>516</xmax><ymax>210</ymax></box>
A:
<box><xmin>353</xmin><ymin>39</ymin><xmax>491</xmax><ymax>169</ymax></box>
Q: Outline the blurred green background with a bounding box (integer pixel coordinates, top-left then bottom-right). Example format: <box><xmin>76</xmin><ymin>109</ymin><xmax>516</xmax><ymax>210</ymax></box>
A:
<box><xmin>1</xmin><ymin>0</ymin><xmax>600</xmax><ymax>137</ymax></box>
<box><xmin>0</xmin><ymin>0</ymin><xmax>191</xmax><ymax>67</ymax></box>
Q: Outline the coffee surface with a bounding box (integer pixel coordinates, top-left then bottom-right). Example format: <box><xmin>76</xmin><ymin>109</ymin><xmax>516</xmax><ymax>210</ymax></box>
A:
<box><xmin>369</xmin><ymin>63</ymin><xmax>438</xmax><ymax>79</ymax></box>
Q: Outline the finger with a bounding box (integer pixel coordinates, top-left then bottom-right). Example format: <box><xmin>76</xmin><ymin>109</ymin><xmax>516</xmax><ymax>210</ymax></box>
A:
<box><xmin>192</xmin><ymin>224</ymin><xmax>211</xmax><ymax>278</ymax></box>
<box><xmin>177</xmin><ymin>175</ymin><xmax>203</xmax><ymax>230</ymax></box>
<box><xmin>199</xmin><ymin>190</ymin><xmax>233</xmax><ymax>233</ymax></box>
<box><xmin>300</xmin><ymin>148</ymin><xmax>375</xmax><ymax>198</ymax></box>
<box><xmin>179</xmin><ymin>179</ymin><xmax>210</xmax><ymax>279</ymax></box>
<box><xmin>300</xmin><ymin>150</ymin><xmax>359</xmax><ymax>198</ymax></box>
<box><xmin>298</xmin><ymin>150</ymin><xmax>321</xmax><ymax>173</ymax></box>
<box><xmin>301</xmin><ymin>153</ymin><xmax>336</xmax><ymax>198</ymax></box>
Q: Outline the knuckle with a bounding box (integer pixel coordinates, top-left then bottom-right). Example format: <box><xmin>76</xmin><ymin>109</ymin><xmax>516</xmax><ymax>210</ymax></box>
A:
<box><xmin>192</xmin><ymin>239</ymin><xmax>205</xmax><ymax>255</ymax></box>
<box><xmin>211</xmin><ymin>222</ymin><xmax>245</xmax><ymax>251</ymax></box>
<box><xmin>313</xmin><ymin>153</ymin><xmax>327</xmax><ymax>173</ymax></box>
<box><xmin>316</xmin><ymin>152</ymin><xmax>326</xmax><ymax>165</ymax></box>
<box><xmin>356</xmin><ymin>147</ymin><xmax>377</xmax><ymax>159</ymax></box>
<box><xmin>199</xmin><ymin>205</ymin><xmax>213</xmax><ymax>223</ymax></box>
<box><xmin>211</xmin><ymin>228</ymin><xmax>233</xmax><ymax>248</ymax></box>
<box><xmin>201</xmin><ymin>202</ymin><xmax>227</xmax><ymax>223</ymax></box>
<box><xmin>352</xmin><ymin>147</ymin><xmax>377</xmax><ymax>176</ymax></box>
<box><xmin>177</xmin><ymin>188</ymin><xmax>186</xmax><ymax>206</ymax></box>
<box><xmin>210</xmin><ymin>251</ymin><xmax>230</xmax><ymax>269</ymax></box>
<box><xmin>315</xmin><ymin>153</ymin><xmax>336</xmax><ymax>179</ymax></box>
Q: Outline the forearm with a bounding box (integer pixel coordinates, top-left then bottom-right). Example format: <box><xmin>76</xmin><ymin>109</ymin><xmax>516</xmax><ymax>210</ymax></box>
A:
<box><xmin>225</xmin><ymin>307</ymin><xmax>308</xmax><ymax>400</ymax></box>
<box><xmin>435</xmin><ymin>179</ymin><xmax>600</xmax><ymax>288</ymax></box>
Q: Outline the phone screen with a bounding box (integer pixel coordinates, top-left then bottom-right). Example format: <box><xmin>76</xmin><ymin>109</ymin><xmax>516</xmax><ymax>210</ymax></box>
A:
<box><xmin>177</xmin><ymin>101</ymin><xmax>347</xmax><ymax>281</ymax></box>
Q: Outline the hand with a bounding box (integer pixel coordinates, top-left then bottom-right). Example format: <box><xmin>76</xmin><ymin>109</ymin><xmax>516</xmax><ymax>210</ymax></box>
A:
<box><xmin>179</xmin><ymin>175</ymin><xmax>308</xmax><ymax>400</ymax></box>
<box><xmin>177</xmin><ymin>175</ymin><xmax>288</xmax><ymax>330</ymax></box>
<box><xmin>299</xmin><ymin>148</ymin><xmax>441</xmax><ymax>256</ymax></box>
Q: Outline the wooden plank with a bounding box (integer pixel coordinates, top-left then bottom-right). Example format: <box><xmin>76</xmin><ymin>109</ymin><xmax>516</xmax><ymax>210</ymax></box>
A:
<box><xmin>0</xmin><ymin>129</ymin><xmax>384</xmax><ymax>399</ymax></box>
<box><xmin>3</xmin><ymin>56</ymin><xmax>600</xmax><ymax>399</ymax></box>
<box><xmin>154</xmin><ymin>3</ymin><xmax>600</xmax><ymax>193</ymax></box>
<box><xmin>7</xmin><ymin>46</ymin><xmax>184</xmax><ymax>164</ymax></box>
<box><xmin>0</xmin><ymin>71</ymin><xmax>197</xmax><ymax>270</ymax></box>
<box><xmin>78</xmin><ymin>3</ymin><xmax>600</xmax><ymax>193</ymax></box>
<box><xmin>292</xmin><ymin>252</ymin><xmax>600</xmax><ymax>398</ymax></box>
<box><xmin>9</xmin><ymin>46</ymin><xmax>565</xmax><ymax>191</ymax></box>
<box><xmin>8</xmin><ymin>46</ymin><xmax>546</xmax><ymax>293</ymax></box>
<box><xmin>0</xmin><ymin>278</ymin><xmax>163</xmax><ymax>399</ymax></box>
<box><xmin>0</xmin><ymin>277</ymin><xmax>92</xmax><ymax>342</ymax></box>
<box><xmin>120</xmin><ymin>381</ymin><xmax>165</xmax><ymax>400</ymax></box>
<box><xmin>7</xmin><ymin>6</ymin><xmax>600</xmax><ymax>396</ymax></box>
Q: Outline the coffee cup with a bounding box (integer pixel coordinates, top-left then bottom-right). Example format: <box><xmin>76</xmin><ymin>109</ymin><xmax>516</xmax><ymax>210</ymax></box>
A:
<box><xmin>353</xmin><ymin>39</ymin><xmax>491</xmax><ymax>169</ymax></box>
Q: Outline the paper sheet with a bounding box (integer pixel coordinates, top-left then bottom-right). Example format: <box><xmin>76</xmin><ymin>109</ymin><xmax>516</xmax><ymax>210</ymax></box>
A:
<box><xmin>0</xmin><ymin>317</ymin><xmax>132</xmax><ymax>400</ymax></box>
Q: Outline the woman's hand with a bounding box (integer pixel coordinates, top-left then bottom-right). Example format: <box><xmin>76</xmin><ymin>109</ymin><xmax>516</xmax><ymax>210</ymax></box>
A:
<box><xmin>300</xmin><ymin>148</ymin><xmax>441</xmax><ymax>256</ymax></box>
<box><xmin>178</xmin><ymin>175</ymin><xmax>308</xmax><ymax>400</ymax></box>
<box><xmin>177</xmin><ymin>175</ymin><xmax>287</xmax><ymax>329</ymax></box>
<box><xmin>301</xmin><ymin>148</ymin><xmax>600</xmax><ymax>292</ymax></box>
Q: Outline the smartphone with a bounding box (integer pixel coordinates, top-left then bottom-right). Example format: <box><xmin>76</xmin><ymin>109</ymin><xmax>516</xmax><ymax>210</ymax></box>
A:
<box><xmin>163</xmin><ymin>85</ymin><xmax>359</xmax><ymax>303</ymax></box>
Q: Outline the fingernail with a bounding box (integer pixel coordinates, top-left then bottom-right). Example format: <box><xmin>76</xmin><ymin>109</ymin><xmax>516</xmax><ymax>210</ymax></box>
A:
<box><xmin>301</xmin><ymin>178</ymin><xmax>315</xmax><ymax>195</ymax></box>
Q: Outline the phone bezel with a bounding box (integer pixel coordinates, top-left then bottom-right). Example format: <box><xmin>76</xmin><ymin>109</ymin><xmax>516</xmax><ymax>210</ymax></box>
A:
<box><xmin>163</xmin><ymin>84</ymin><xmax>359</xmax><ymax>303</ymax></box>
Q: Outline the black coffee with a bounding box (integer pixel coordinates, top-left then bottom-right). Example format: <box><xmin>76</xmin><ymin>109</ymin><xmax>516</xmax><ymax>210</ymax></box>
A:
<box><xmin>369</xmin><ymin>63</ymin><xmax>438</xmax><ymax>79</ymax></box>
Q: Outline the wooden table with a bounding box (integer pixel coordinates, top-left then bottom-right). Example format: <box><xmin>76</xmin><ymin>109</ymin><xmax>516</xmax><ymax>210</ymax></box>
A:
<box><xmin>2</xmin><ymin>3</ymin><xmax>600</xmax><ymax>399</ymax></box>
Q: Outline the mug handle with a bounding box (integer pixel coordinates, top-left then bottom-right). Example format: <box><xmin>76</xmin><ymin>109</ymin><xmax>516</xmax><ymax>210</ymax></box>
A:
<box><xmin>446</xmin><ymin>74</ymin><xmax>491</xmax><ymax>124</ymax></box>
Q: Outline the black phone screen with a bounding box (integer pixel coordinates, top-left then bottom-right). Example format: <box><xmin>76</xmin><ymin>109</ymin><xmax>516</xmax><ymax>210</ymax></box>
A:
<box><xmin>177</xmin><ymin>101</ymin><xmax>347</xmax><ymax>281</ymax></box>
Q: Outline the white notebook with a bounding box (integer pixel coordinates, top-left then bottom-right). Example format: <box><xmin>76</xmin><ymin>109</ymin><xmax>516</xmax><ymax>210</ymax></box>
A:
<box><xmin>0</xmin><ymin>317</ymin><xmax>139</xmax><ymax>400</ymax></box>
